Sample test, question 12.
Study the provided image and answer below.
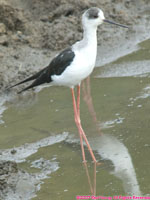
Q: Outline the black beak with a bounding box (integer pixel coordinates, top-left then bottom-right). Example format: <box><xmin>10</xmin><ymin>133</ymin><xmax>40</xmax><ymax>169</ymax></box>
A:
<box><xmin>104</xmin><ymin>19</ymin><xmax>129</xmax><ymax>28</ymax></box>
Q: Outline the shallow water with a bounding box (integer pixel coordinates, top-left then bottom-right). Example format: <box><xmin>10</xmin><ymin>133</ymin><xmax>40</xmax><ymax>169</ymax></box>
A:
<box><xmin>0</xmin><ymin>39</ymin><xmax>150</xmax><ymax>199</ymax></box>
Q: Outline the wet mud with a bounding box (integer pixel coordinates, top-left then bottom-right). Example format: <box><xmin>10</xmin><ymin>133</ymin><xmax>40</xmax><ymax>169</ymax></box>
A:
<box><xmin>0</xmin><ymin>0</ymin><xmax>150</xmax><ymax>91</ymax></box>
<box><xmin>0</xmin><ymin>0</ymin><xmax>150</xmax><ymax>199</ymax></box>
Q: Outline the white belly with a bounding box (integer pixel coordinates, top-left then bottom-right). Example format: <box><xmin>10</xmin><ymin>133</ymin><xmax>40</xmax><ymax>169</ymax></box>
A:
<box><xmin>51</xmin><ymin>47</ymin><xmax>97</xmax><ymax>87</ymax></box>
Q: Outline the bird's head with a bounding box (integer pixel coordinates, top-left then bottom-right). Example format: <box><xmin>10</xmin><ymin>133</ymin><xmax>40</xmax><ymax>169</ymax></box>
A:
<box><xmin>82</xmin><ymin>7</ymin><xmax>128</xmax><ymax>29</ymax></box>
<box><xmin>82</xmin><ymin>7</ymin><xmax>104</xmax><ymax>29</ymax></box>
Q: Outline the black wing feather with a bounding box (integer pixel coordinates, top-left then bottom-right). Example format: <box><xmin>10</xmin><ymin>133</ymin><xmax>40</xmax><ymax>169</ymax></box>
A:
<box><xmin>8</xmin><ymin>67</ymin><xmax>48</xmax><ymax>89</ymax></box>
<box><xmin>9</xmin><ymin>48</ymin><xmax>75</xmax><ymax>93</ymax></box>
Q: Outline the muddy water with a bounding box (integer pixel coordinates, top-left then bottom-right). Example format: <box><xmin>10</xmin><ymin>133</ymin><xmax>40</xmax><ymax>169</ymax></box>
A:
<box><xmin>0</xmin><ymin>39</ymin><xmax>150</xmax><ymax>199</ymax></box>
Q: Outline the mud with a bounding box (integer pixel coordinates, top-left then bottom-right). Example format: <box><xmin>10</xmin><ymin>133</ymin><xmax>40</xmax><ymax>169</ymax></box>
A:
<box><xmin>0</xmin><ymin>0</ymin><xmax>150</xmax><ymax>92</ymax></box>
<box><xmin>0</xmin><ymin>133</ymin><xmax>67</xmax><ymax>199</ymax></box>
<box><xmin>0</xmin><ymin>0</ymin><xmax>150</xmax><ymax>199</ymax></box>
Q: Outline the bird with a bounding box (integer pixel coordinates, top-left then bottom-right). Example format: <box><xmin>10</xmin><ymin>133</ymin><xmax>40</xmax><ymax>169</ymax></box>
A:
<box><xmin>8</xmin><ymin>7</ymin><xmax>128</xmax><ymax>163</ymax></box>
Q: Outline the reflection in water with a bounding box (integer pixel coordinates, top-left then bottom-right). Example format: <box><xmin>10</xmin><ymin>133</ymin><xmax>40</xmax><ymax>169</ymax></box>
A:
<box><xmin>81</xmin><ymin>77</ymin><xmax>141</xmax><ymax>195</ymax></box>
<box><xmin>83</xmin><ymin>162</ymin><xmax>97</xmax><ymax>196</ymax></box>
<box><xmin>82</xmin><ymin>77</ymin><xmax>102</xmax><ymax>134</ymax></box>
<box><xmin>91</xmin><ymin>134</ymin><xmax>141</xmax><ymax>195</ymax></box>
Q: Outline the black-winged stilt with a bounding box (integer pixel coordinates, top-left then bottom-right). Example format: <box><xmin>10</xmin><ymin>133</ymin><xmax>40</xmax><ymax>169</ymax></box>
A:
<box><xmin>9</xmin><ymin>7</ymin><xmax>128</xmax><ymax>163</ymax></box>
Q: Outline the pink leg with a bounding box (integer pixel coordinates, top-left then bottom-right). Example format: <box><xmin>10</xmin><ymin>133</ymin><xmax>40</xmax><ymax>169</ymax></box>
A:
<box><xmin>77</xmin><ymin>85</ymin><xmax>86</xmax><ymax>162</ymax></box>
<box><xmin>93</xmin><ymin>162</ymin><xmax>97</xmax><ymax>195</ymax></box>
<box><xmin>76</xmin><ymin>85</ymin><xmax>86</xmax><ymax>161</ymax></box>
<box><xmin>83</xmin><ymin>162</ymin><xmax>94</xmax><ymax>194</ymax></box>
<box><xmin>71</xmin><ymin>88</ymin><xmax>97</xmax><ymax>163</ymax></box>
<box><xmin>77</xmin><ymin>84</ymin><xmax>80</xmax><ymax>116</ymax></box>
<box><xmin>71</xmin><ymin>87</ymin><xmax>86</xmax><ymax>162</ymax></box>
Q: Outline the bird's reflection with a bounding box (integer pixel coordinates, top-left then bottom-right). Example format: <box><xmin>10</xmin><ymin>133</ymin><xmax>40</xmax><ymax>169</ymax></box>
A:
<box><xmin>83</xmin><ymin>161</ymin><xmax>97</xmax><ymax>196</ymax></box>
<box><xmin>79</xmin><ymin>76</ymin><xmax>141</xmax><ymax>196</ymax></box>
<box><xmin>82</xmin><ymin>76</ymin><xmax>102</xmax><ymax>134</ymax></box>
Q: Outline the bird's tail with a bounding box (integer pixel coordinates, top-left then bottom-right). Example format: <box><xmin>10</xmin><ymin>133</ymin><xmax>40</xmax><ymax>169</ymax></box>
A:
<box><xmin>7</xmin><ymin>66</ymin><xmax>50</xmax><ymax>93</ymax></box>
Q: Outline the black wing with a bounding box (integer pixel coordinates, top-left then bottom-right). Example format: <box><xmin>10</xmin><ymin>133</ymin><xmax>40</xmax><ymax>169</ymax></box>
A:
<box><xmin>8</xmin><ymin>48</ymin><xmax>75</xmax><ymax>93</ymax></box>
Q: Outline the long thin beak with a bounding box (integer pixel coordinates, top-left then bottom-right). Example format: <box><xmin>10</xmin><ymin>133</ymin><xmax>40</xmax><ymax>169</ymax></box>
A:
<box><xmin>104</xmin><ymin>19</ymin><xmax>129</xmax><ymax>28</ymax></box>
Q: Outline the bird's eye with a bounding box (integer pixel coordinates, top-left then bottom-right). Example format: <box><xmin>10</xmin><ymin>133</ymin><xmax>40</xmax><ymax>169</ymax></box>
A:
<box><xmin>93</xmin><ymin>15</ymin><xmax>98</xmax><ymax>19</ymax></box>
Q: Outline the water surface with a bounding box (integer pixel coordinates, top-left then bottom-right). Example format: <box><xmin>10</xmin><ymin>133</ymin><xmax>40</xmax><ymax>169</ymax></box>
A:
<box><xmin>0</xmin><ymin>39</ymin><xmax>150</xmax><ymax>199</ymax></box>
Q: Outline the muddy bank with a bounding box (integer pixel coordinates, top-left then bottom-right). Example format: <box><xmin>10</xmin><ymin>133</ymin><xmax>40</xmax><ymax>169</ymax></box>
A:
<box><xmin>0</xmin><ymin>160</ymin><xmax>59</xmax><ymax>200</ymax></box>
<box><xmin>0</xmin><ymin>0</ymin><xmax>150</xmax><ymax>92</ymax></box>
<box><xmin>0</xmin><ymin>133</ymin><xmax>67</xmax><ymax>199</ymax></box>
<box><xmin>0</xmin><ymin>0</ymin><xmax>150</xmax><ymax>198</ymax></box>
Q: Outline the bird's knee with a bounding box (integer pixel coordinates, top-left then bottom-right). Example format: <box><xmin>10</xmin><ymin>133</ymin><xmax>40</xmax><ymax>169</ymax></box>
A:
<box><xmin>74</xmin><ymin>116</ymin><xmax>81</xmax><ymax>125</ymax></box>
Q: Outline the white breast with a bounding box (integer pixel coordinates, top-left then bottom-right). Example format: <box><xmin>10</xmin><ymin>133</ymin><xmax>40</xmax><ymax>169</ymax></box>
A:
<box><xmin>52</xmin><ymin>25</ymin><xmax>98</xmax><ymax>88</ymax></box>
<box><xmin>52</xmin><ymin>41</ymin><xmax>97</xmax><ymax>87</ymax></box>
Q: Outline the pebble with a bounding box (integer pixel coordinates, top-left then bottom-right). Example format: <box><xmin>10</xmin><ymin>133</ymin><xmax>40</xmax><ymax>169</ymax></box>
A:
<box><xmin>0</xmin><ymin>35</ymin><xmax>8</xmax><ymax>45</ymax></box>
<box><xmin>0</xmin><ymin>23</ymin><xmax>6</xmax><ymax>34</ymax></box>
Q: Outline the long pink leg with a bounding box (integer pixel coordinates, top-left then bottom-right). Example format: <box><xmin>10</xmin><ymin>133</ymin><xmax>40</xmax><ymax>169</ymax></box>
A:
<box><xmin>83</xmin><ymin>161</ymin><xmax>97</xmax><ymax>195</ymax></box>
<box><xmin>71</xmin><ymin>87</ymin><xmax>97</xmax><ymax>163</ymax></box>
<box><xmin>83</xmin><ymin>162</ymin><xmax>94</xmax><ymax>194</ymax></box>
<box><xmin>93</xmin><ymin>162</ymin><xmax>97</xmax><ymax>195</ymax></box>
<box><xmin>77</xmin><ymin>84</ymin><xmax>80</xmax><ymax>116</ymax></box>
<box><xmin>76</xmin><ymin>85</ymin><xmax>86</xmax><ymax>161</ymax></box>
<box><xmin>71</xmin><ymin>87</ymin><xmax>86</xmax><ymax>162</ymax></box>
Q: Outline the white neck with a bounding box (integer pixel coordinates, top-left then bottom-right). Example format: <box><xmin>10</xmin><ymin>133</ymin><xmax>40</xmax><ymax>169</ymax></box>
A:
<box><xmin>73</xmin><ymin>26</ymin><xmax>97</xmax><ymax>50</ymax></box>
<box><xmin>82</xmin><ymin>26</ymin><xmax>97</xmax><ymax>47</ymax></box>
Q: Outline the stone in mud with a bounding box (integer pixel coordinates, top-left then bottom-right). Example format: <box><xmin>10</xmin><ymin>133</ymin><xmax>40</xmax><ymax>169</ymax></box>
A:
<box><xmin>0</xmin><ymin>161</ymin><xmax>18</xmax><ymax>198</ymax></box>
<box><xmin>0</xmin><ymin>35</ymin><xmax>8</xmax><ymax>46</ymax></box>
<box><xmin>0</xmin><ymin>23</ymin><xmax>6</xmax><ymax>34</ymax></box>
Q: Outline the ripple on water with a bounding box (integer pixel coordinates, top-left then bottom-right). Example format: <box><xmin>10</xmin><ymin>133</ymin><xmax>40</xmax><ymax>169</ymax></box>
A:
<box><xmin>0</xmin><ymin>96</ymin><xmax>8</xmax><ymax>124</ymax></box>
<box><xmin>97</xmin><ymin>60</ymin><xmax>150</xmax><ymax>78</ymax></box>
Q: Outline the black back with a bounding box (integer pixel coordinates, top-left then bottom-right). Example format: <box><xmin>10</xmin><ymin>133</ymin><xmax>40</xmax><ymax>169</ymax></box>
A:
<box><xmin>49</xmin><ymin>48</ymin><xmax>75</xmax><ymax>77</ymax></box>
<box><xmin>9</xmin><ymin>47</ymin><xmax>75</xmax><ymax>93</ymax></box>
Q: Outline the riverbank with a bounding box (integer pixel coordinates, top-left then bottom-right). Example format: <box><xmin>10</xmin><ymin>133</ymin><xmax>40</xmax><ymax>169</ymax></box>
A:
<box><xmin>0</xmin><ymin>0</ymin><xmax>150</xmax><ymax>92</ymax></box>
